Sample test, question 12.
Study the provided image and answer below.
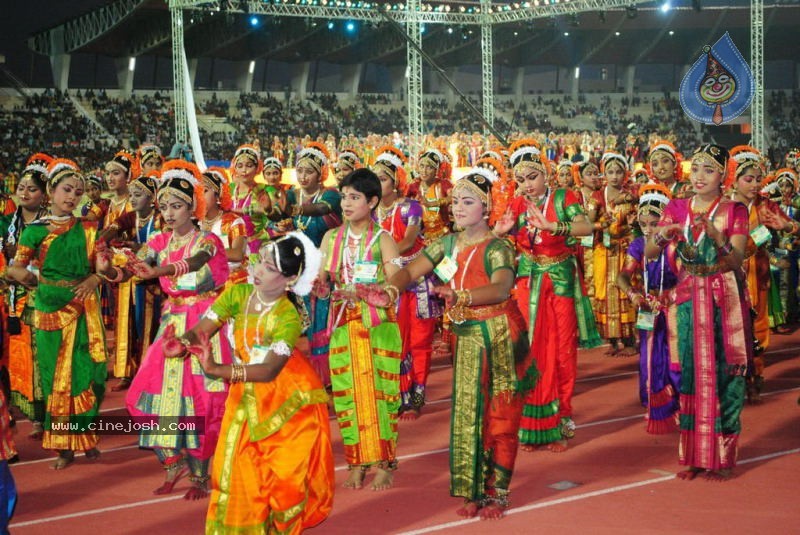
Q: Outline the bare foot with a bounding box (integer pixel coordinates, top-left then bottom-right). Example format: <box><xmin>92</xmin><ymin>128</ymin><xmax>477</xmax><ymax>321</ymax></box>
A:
<box><xmin>343</xmin><ymin>467</ymin><xmax>367</xmax><ymax>489</ymax></box>
<box><xmin>399</xmin><ymin>409</ymin><xmax>420</xmax><ymax>421</ymax></box>
<box><xmin>520</xmin><ymin>444</ymin><xmax>540</xmax><ymax>452</ymax></box>
<box><xmin>51</xmin><ymin>450</ymin><xmax>75</xmax><ymax>470</ymax></box>
<box><xmin>676</xmin><ymin>467</ymin><xmax>704</xmax><ymax>480</ymax></box>
<box><xmin>618</xmin><ymin>346</ymin><xmax>638</xmax><ymax>357</ymax></box>
<box><xmin>184</xmin><ymin>481</ymin><xmax>209</xmax><ymax>500</ymax></box>
<box><xmin>456</xmin><ymin>500</ymin><xmax>480</xmax><ymax>518</ymax></box>
<box><xmin>480</xmin><ymin>502</ymin><xmax>507</xmax><ymax>520</ymax></box>
<box><xmin>704</xmin><ymin>469</ymin><xmax>734</xmax><ymax>482</ymax></box>
<box><xmin>29</xmin><ymin>421</ymin><xmax>44</xmax><ymax>440</ymax></box>
<box><xmin>370</xmin><ymin>468</ymin><xmax>394</xmax><ymax>491</ymax></box>
<box><xmin>547</xmin><ymin>440</ymin><xmax>568</xmax><ymax>453</ymax></box>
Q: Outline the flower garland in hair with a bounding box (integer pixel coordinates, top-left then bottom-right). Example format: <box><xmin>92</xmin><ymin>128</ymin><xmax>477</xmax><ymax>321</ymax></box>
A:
<box><xmin>203</xmin><ymin>166</ymin><xmax>233</xmax><ymax>211</ymax></box>
<box><xmin>159</xmin><ymin>159</ymin><xmax>206</xmax><ymax>220</ymax></box>
<box><xmin>725</xmin><ymin>145</ymin><xmax>764</xmax><ymax>189</ymax></box>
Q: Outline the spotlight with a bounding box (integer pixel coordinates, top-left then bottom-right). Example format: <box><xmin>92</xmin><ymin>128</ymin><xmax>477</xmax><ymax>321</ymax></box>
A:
<box><xmin>249</xmin><ymin>16</ymin><xmax>259</xmax><ymax>27</ymax></box>
<box><xmin>346</xmin><ymin>21</ymin><xmax>355</xmax><ymax>32</ymax></box>
<box><xmin>660</xmin><ymin>2</ymin><xmax>671</xmax><ymax>13</ymax></box>
<box><xmin>327</xmin><ymin>20</ymin><xmax>335</xmax><ymax>30</ymax></box>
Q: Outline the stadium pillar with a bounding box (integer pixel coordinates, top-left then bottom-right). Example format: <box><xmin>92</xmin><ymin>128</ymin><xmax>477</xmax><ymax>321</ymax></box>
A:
<box><xmin>188</xmin><ymin>58</ymin><xmax>199</xmax><ymax>88</ymax></box>
<box><xmin>290</xmin><ymin>62</ymin><xmax>310</xmax><ymax>100</ymax></box>
<box><xmin>570</xmin><ymin>67</ymin><xmax>579</xmax><ymax>100</ymax></box>
<box><xmin>234</xmin><ymin>61</ymin><xmax>254</xmax><ymax>93</ymax></box>
<box><xmin>624</xmin><ymin>65</ymin><xmax>635</xmax><ymax>100</ymax></box>
<box><xmin>50</xmin><ymin>53</ymin><xmax>71</xmax><ymax>91</ymax></box>
<box><xmin>513</xmin><ymin>67</ymin><xmax>525</xmax><ymax>99</ymax></box>
<box><xmin>342</xmin><ymin>64</ymin><xmax>363</xmax><ymax>97</ymax></box>
<box><xmin>796</xmin><ymin>63</ymin><xmax>800</xmax><ymax>89</ymax></box>
<box><xmin>115</xmin><ymin>57</ymin><xmax>135</xmax><ymax>98</ymax></box>
<box><xmin>48</xmin><ymin>26</ymin><xmax>70</xmax><ymax>91</ymax></box>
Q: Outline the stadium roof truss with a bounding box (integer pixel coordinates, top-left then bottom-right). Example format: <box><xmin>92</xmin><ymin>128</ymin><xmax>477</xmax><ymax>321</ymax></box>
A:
<box><xmin>28</xmin><ymin>0</ymin><xmax>778</xmax><ymax>151</ymax></box>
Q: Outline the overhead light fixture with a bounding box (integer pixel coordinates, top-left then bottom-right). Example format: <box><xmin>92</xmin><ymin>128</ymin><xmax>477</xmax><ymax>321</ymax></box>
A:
<box><xmin>660</xmin><ymin>1</ymin><xmax>671</xmax><ymax>13</ymax></box>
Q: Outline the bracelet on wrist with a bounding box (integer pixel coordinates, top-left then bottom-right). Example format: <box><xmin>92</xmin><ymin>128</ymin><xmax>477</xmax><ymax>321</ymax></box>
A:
<box><xmin>718</xmin><ymin>240</ymin><xmax>734</xmax><ymax>257</ymax></box>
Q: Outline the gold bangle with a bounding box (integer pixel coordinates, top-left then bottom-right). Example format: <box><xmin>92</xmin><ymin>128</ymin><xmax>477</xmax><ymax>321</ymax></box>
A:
<box><xmin>384</xmin><ymin>284</ymin><xmax>400</xmax><ymax>305</ymax></box>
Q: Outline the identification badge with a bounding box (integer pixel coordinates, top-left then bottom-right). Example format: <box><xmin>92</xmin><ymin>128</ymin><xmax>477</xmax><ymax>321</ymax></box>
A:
<box><xmin>580</xmin><ymin>234</ymin><xmax>594</xmax><ymax>248</ymax></box>
<box><xmin>636</xmin><ymin>310</ymin><xmax>656</xmax><ymax>331</ymax></box>
<box><xmin>27</xmin><ymin>264</ymin><xmax>40</xmax><ymax>277</ymax></box>
<box><xmin>434</xmin><ymin>255</ymin><xmax>458</xmax><ymax>283</ymax></box>
<box><xmin>774</xmin><ymin>247</ymin><xmax>788</xmax><ymax>258</ymax></box>
<box><xmin>353</xmin><ymin>261</ymin><xmax>379</xmax><ymax>283</ymax></box>
<box><xmin>250</xmin><ymin>345</ymin><xmax>270</xmax><ymax>365</ymax></box>
<box><xmin>749</xmin><ymin>224</ymin><xmax>771</xmax><ymax>248</ymax></box>
<box><xmin>176</xmin><ymin>271</ymin><xmax>197</xmax><ymax>291</ymax></box>
<box><xmin>603</xmin><ymin>231</ymin><xmax>612</xmax><ymax>248</ymax></box>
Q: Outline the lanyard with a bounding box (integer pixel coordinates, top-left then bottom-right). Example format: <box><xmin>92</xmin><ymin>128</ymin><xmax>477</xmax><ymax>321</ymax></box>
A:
<box><xmin>643</xmin><ymin>250</ymin><xmax>665</xmax><ymax>296</ymax></box>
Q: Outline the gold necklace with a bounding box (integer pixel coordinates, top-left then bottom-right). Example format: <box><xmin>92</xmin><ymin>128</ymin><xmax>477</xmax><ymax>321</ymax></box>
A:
<box><xmin>168</xmin><ymin>228</ymin><xmax>196</xmax><ymax>252</ymax></box>
<box><xmin>202</xmin><ymin>212</ymin><xmax>222</xmax><ymax>231</ymax></box>
<box><xmin>377</xmin><ymin>199</ymin><xmax>398</xmax><ymax>223</ymax></box>
<box><xmin>457</xmin><ymin>229</ymin><xmax>492</xmax><ymax>249</ymax></box>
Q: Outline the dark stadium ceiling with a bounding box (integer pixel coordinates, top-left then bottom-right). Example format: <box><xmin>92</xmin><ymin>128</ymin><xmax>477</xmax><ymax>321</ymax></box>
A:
<box><xmin>28</xmin><ymin>0</ymin><xmax>800</xmax><ymax>69</ymax></box>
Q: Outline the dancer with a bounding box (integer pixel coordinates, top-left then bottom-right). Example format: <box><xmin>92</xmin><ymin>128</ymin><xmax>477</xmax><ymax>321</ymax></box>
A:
<box><xmin>318</xmin><ymin>169</ymin><xmax>402</xmax><ymax>491</ymax></box>
<box><xmin>647</xmin><ymin>140</ymin><xmax>691</xmax><ymax>198</ymax></box>
<box><xmin>1</xmin><ymin>154</ymin><xmax>51</xmax><ymax>440</ymax></box>
<box><xmin>618</xmin><ymin>183</ymin><xmax>680</xmax><ymax>433</ymax></box>
<box><xmin>368</xmin><ymin>168</ymin><xmax>536</xmax><ymax>519</ymax></box>
<box><xmin>200</xmin><ymin>168</ymin><xmax>248</xmax><ymax>285</ymax></box>
<box><xmin>112</xmin><ymin>160</ymin><xmax>231</xmax><ymax>498</ymax></box>
<box><xmin>373</xmin><ymin>146</ymin><xmax>437</xmax><ymax>419</ymax></box>
<box><xmin>590</xmin><ymin>152</ymin><xmax>638</xmax><ymax>356</ymax></box>
<box><xmin>283</xmin><ymin>141</ymin><xmax>342</xmax><ymax>385</ymax></box>
<box><xmin>495</xmin><ymin>139</ymin><xmax>599</xmax><ymax>453</ymax></box>
<box><xmin>229</xmin><ymin>144</ymin><xmax>271</xmax><ymax>252</ymax></box>
<box><xmin>6</xmin><ymin>158</ymin><xmax>107</xmax><ymax>469</ymax></box>
<box><xmin>646</xmin><ymin>144</ymin><xmax>752</xmax><ymax>481</ymax></box>
<box><xmin>100</xmin><ymin>175</ymin><xmax>163</xmax><ymax>388</ymax></box>
<box><xmin>727</xmin><ymin>147</ymin><xmax>800</xmax><ymax>403</ymax></box>
<box><xmin>173</xmin><ymin>233</ymin><xmax>334</xmax><ymax>534</ymax></box>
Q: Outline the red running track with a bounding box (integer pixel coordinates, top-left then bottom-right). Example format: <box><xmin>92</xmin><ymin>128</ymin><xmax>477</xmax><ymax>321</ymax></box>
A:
<box><xmin>7</xmin><ymin>331</ymin><xmax>800</xmax><ymax>534</ymax></box>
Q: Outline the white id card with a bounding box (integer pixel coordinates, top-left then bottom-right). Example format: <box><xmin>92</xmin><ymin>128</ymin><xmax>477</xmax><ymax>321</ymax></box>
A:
<box><xmin>433</xmin><ymin>255</ymin><xmax>458</xmax><ymax>283</ymax></box>
<box><xmin>602</xmin><ymin>231</ymin><xmax>612</xmax><ymax>248</ymax></box>
<box><xmin>580</xmin><ymin>234</ymin><xmax>594</xmax><ymax>248</ymax></box>
<box><xmin>250</xmin><ymin>345</ymin><xmax>270</xmax><ymax>364</ymax></box>
<box><xmin>353</xmin><ymin>261</ymin><xmax>379</xmax><ymax>283</ymax></box>
<box><xmin>636</xmin><ymin>310</ymin><xmax>656</xmax><ymax>331</ymax></box>
<box><xmin>176</xmin><ymin>271</ymin><xmax>197</xmax><ymax>291</ymax></box>
<box><xmin>749</xmin><ymin>224</ymin><xmax>771</xmax><ymax>248</ymax></box>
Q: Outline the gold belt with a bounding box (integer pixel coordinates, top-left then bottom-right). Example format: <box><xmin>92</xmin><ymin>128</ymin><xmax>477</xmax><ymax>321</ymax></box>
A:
<box><xmin>449</xmin><ymin>300</ymin><xmax>511</xmax><ymax>323</ymax></box>
<box><xmin>682</xmin><ymin>262</ymin><xmax>721</xmax><ymax>276</ymax></box>
<box><xmin>530</xmin><ymin>252</ymin><xmax>572</xmax><ymax>267</ymax></box>
<box><xmin>39</xmin><ymin>275</ymin><xmax>90</xmax><ymax>288</ymax></box>
<box><xmin>169</xmin><ymin>289</ymin><xmax>222</xmax><ymax>306</ymax></box>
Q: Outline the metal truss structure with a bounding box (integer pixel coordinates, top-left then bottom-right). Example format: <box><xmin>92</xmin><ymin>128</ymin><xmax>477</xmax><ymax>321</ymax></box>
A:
<box><xmin>750</xmin><ymin>0</ymin><xmax>764</xmax><ymax>151</ymax></box>
<box><xmin>159</xmin><ymin>0</ymin><xmax>764</xmax><ymax>146</ymax></box>
<box><xmin>29</xmin><ymin>0</ymin><xmax>146</xmax><ymax>56</ymax></box>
